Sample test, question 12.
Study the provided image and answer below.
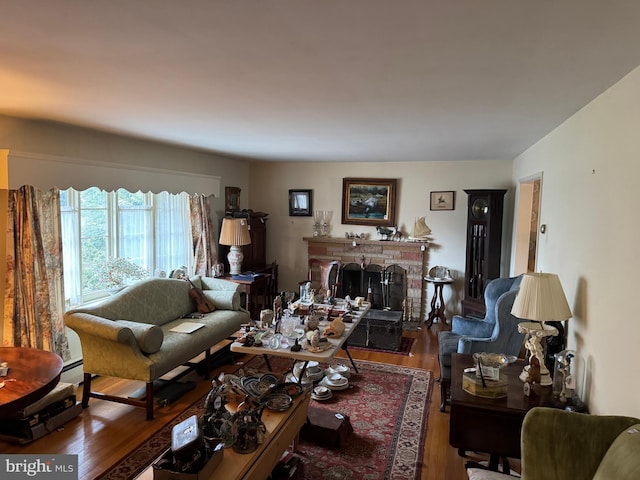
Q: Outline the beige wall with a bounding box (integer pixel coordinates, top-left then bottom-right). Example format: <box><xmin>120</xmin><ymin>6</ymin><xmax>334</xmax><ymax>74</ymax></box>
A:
<box><xmin>512</xmin><ymin>65</ymin><xmax>640</xmax><ymax>417</ymax></box>
<box><xmin>248</xmin><ymin>159</ymin><xmax>514</xmax><ymax>317</ymax></box>
<box><xmin>0</xmin><ymin>115</ymin><xmax>250</xmax><ymax>217</ymax></box>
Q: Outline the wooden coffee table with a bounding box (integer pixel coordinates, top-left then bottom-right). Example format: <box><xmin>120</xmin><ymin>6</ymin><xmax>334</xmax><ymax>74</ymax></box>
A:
<box><xmin>136</xmin><ymin>392</ymin><xmax>310</xmax><ymax>480</ymax></box>
<box><xmin>449</xmin><ymin>353</ymin><xmax>553</xmax><ymax>471</ymax></box>
<box><xmin>0</xmin><ymin>347</ymin><xmax>63</xmax><ymax>418</ymax></box>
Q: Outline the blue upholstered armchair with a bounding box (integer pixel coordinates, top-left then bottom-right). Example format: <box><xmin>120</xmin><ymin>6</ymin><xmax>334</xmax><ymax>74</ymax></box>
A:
<box><xmin>438</xmin><ymin>275</ymin><xmax>525</xmax><ymax>411</ymax></box>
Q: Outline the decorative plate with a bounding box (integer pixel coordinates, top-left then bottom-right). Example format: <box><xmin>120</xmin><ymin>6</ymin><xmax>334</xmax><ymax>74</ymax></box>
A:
<box><xmin>273</xmin><ymin>382</ymin><xmax>304</xmax><ymax>398</ymax></box>
<box><xmin>264</xmin><ymin>393</ymin><xmax>293</xmax><ymax>412</ymax></box>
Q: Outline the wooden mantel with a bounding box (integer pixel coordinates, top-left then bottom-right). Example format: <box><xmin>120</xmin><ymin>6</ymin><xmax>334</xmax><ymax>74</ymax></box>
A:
<box><xmin>303</xmin><ymin>236</ymin><xmax>428</xmax><ymax>321</ymax></box>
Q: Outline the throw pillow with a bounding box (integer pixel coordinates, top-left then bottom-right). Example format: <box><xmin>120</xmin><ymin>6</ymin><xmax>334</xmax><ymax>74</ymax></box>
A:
<box><xmin>593</xmin><ymin>424</ymin><xmax>640</xmax><ymax>480</ymax></box>
<box><xmin>203</xmin><ymin>290</ymin><xmax>241</xmax><ymax>311</ymax></box>
<box><xmin>116</xmin><ymin>320</ymin><xmax>164</xmax><ymax>354</ymax></box>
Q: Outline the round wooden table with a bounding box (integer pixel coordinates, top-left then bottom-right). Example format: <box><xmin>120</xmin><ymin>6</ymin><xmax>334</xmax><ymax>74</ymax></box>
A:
<box><xmin>0</xmin><ymin>347</ymin><xmax>64</xmax><ymax>418</ymax></box>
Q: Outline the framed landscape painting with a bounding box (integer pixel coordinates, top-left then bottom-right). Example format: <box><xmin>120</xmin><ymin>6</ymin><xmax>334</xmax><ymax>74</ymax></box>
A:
<box><xmin>341</xmin><ymin>178</ymin><xmax>397</xmax><ymax>226</ymax></box>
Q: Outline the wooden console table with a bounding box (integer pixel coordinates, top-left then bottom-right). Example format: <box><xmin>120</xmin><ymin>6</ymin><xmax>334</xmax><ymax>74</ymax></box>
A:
<box><xmin>136</xmin><ymin>392</ymin><xmax>310</xmax><ymax>480</ymax></box>
<box><xmin>449</xmin><ymin>353</ymin><xmax>552</xmax><ymax>471</ymax></box>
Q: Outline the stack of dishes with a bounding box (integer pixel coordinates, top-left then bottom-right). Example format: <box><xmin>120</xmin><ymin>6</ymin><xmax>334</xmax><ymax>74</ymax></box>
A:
<box><xmin>292</xmin><ymin>361</ymin><xmax>324</xmax><ymax>382</ymax></box>
<box><xmin>320</xmin><ymin>373</ymin><xmax>349</xmax><ymax>391</ymax></box>
<box><xmin>324</xmin><ymin>363</ymin><xmax>351</xmax><ymax>379</ymax></box>
<box><xmin>311</xmin><ymin>385</ymin><xmax>332</xmax><ymax>401</ymax></box>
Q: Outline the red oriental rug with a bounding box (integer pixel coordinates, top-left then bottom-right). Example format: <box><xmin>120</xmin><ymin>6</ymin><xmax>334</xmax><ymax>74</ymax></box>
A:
<box><xmin>98</xmin><ymin>357</ymin><xmax>433</xmax><ymax>480</ymax></box>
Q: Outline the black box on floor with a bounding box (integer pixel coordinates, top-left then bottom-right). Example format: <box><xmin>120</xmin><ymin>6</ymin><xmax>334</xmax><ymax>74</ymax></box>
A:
<box><xmin>300</xmin><ymin>407</ymin><xmax>353</xmax><ymax>449</ymax></box>
<box><xmin>0</xmin><ymin>402</ymin><xmax>82</xmax><ymax>444</ymax></box>
<box><xmin>349</xmin><ymin>309</ymin><xmax>403</xmax><ymax>351</ymax></box>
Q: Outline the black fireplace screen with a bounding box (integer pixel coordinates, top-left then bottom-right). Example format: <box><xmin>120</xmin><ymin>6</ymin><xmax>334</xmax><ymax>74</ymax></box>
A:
<box><xmin>338</xmin><ymin>263</ymin><xmax>406</xmax><ymax>311</ymax></box>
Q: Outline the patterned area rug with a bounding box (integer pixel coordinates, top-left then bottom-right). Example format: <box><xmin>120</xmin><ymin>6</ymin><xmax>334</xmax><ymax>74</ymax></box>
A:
<box><xmin>98</xmin><ymin>357</ymin><xmax>432</xmax><ymax>480</ymax></box>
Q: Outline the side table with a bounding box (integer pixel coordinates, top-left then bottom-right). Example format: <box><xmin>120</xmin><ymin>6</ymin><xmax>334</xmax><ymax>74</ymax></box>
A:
<box><xmin>425</xmin><ymin>276</ymin><xmax>453</xmax><ymax>327</ymax></box>
<box><xmin>449</xmin><ymin>353</ymin><xmax>552</xmax><ymax>472</ymax></box>
<box><xmin>0</xmin><ymin>347</ymin><xmax>63</xmax><ymax>418</ymax></box>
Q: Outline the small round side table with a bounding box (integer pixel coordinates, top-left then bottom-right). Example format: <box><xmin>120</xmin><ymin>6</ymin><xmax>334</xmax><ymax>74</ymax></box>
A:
<box><xmin>425</xmin><ymin>276</ymin><xmax>453</xmax><ymax>328</ymax></box>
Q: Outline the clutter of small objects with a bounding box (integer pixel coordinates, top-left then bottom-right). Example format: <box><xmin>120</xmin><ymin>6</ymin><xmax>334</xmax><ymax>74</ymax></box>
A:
<box><xmin>234</xmin><ymin>290</ymin><xmax>364</xmax><ymax>354</ymax></box>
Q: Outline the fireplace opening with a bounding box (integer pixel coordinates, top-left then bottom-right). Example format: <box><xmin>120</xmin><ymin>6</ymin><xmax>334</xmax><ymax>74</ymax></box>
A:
<box><xmin>338</xmin><ymin>263</ymin><xmax>406</xmax><ymax>311</ymax></box>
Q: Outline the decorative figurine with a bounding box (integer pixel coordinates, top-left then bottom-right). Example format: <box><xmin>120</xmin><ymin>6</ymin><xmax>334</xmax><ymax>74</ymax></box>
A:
<box><xmin>291</xmin><ymin>338</ymin><xmax>302</xmax><ymax>352</ymax></box>
<box><xmin>524</xmin><ymin>357</ymin><xmax>541</xmax><ymax>397</ymax></box>
<box><xmin>324</xmin><ymin>316</ymin><xmax>345</xmax><ymax>337</ymax></box>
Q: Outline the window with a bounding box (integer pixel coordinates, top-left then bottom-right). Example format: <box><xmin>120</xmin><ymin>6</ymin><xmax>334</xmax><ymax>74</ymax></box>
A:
<box><xmin>61</xmin><ymin>187</ymin><xmax>192</xmax><ymax>306</ymax></box>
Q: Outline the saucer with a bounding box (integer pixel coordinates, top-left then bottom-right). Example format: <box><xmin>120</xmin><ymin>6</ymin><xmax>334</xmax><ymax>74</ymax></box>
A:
<box><xmin>325</xmin><ymin>373</ymin><xmax>348</xmax><ymax>386</ymax></box>
<box><xmin>311</xmin><ymin>386</ymin><xmax>333</xmax><ymax>401</ymax></box>
<box><xmin>311</xmin><ymin>390</ymin><xmax>333</xmax><ymax>401</ymax></box>
<box><xmin>320</xmin><ymin>376</ymin><xmax>349</xmax><ymax>391</ymax></box>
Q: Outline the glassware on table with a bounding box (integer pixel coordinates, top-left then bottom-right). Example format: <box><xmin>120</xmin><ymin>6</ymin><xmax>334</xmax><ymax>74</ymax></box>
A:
<box><xmin>280</xmin><ymin>310</ymin><xmax>298</xmax><ymax>338</ymax></box>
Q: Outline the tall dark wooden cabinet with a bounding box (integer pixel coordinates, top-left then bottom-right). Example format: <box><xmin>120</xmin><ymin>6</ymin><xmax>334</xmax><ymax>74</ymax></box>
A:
<box><xmin>461</xmin><ymin>189</ymin><xmax>507</xmax><ymax>317</ymax></box>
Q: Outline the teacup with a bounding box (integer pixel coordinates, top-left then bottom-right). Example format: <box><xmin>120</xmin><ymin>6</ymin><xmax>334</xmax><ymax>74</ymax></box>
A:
<box><xmin>314</xmin><ymin>386</ymin><xmax>329</xmax><ymax>396</ymax></box>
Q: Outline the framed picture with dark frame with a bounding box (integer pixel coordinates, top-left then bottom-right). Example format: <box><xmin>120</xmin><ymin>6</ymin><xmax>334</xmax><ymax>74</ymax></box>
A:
<box><xmin>430</xmin><ymin>191</ymin><xmax>455</xmax><ymax>211</ymax></box>
<box><xmin>341</xmin><ymin>178</ymin><xmax>397</xmax><ymax>226</ymax></box>
<box><xmin>289</xmin><ymin>189</ymin><xmax>312</xmax><ymax>216</ymax></box>
<box><xmin>225</xmin><ymin>186</ymin><xmax>241</xmax><ymax>212</ymax></box>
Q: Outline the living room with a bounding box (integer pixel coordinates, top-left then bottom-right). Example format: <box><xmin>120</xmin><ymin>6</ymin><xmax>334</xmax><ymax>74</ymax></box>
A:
<box><xmin>1</xmin><ymin>2</ymin><xmax>640</xmax><ymax>479</ymax></box>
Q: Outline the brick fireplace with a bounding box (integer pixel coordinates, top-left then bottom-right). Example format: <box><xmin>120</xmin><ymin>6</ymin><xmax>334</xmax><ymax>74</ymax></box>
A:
<box><xmin>303</xmin><ymin>237</ymin><xmax>428</xmax><ymax>321</ymax></box>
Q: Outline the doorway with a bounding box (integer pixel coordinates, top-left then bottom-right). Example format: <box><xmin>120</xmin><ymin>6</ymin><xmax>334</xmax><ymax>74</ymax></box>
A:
<box><xmin>514</xmin><ymin>174</ymin><xmax>542</xmax><ymax>275</ymax></box>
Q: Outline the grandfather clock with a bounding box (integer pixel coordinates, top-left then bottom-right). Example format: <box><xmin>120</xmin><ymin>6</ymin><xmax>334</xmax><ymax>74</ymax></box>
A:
<box><xmin>461</xmin><ymin>189</ymin><xmax>507</xmax><ymax>317</ymax></box>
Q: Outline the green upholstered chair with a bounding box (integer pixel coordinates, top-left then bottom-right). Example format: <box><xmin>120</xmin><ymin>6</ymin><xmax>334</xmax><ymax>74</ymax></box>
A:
<box><xmin>467</xmin><ymin>407</ymin><xmax>640</xmax><ymax>480</ymax></box>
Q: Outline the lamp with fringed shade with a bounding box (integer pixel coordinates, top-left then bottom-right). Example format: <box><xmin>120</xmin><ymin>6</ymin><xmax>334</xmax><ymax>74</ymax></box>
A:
<box><xmin>511</xmin><ymin>272</ymin><xmax>572</xmax><ymax>386</ymax></box>
<box><xmin>219</xmin><ymin>217</ymin><xmax>251</xmax><ymax>275</ymax></box>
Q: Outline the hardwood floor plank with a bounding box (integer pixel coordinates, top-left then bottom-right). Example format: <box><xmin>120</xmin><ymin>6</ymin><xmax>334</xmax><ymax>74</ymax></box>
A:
<box><xmin>0</xmin><ymin>322</ymin><xmax>509</xmax><ymax>480</ymax></box>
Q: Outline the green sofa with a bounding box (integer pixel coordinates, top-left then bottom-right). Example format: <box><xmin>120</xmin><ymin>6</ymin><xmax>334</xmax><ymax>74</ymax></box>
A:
<box><xmin>64</xmin><ymin>276</ymin><xmax>249</xmax><ymax>419</ymax></box>
<box><xmin>467</xmin><ymin>407</ymin><xmax>640</xmax><ymax>480</ymax></box>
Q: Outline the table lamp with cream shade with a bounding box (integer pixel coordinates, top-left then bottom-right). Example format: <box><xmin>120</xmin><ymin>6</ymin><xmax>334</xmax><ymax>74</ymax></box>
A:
<box><xmin>219</xmin><ymin>217</ymin><xmax>252</xmax><ymax>275</ymax></box>
<box><xmin>511</xmin><ymin>272</ymin><xmax>572</xmax><ymax>386</ymax></box>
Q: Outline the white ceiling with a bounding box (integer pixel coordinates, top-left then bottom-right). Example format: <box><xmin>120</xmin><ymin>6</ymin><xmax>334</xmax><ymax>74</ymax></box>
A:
<box><xmin>2</xmin><ymin>1</ymin><xmax>640</xmax><ymax>162</ymax></box>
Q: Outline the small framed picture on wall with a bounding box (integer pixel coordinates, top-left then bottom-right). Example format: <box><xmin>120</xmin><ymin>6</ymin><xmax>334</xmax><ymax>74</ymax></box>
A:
<box><xmin>430</xmin><ymin>191</ymin><xmax>455</xmax><ymax>211</ymax></box>
<box><xmin>289</xmin><ymin>189</ymin><xmax>312</xmax><ymax>216</ymax></box>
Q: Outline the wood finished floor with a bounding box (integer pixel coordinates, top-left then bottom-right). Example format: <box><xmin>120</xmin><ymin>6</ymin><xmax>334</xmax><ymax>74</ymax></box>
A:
<box><xmin>0</xmin><ymin>322</ymin><xmax>511</xmax><ymax>480</ymax></box>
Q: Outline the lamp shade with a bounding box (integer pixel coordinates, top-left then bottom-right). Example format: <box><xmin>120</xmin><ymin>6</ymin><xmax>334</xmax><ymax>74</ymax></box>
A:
<box><xmin>219</xmin><ymin>218</ymin><xmax>251</xmax><ymax>246</ymax></box>
<box><xmin>511</xmin><ymin>272</ymin><xmax>572</xmax><ymax>322</ymax></box>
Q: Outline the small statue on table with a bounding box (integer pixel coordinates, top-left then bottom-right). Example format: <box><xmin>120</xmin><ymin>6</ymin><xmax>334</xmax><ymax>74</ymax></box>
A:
<box><xmin>523</xmin><ymin>357</ymin><xmax>542</xmax><ymax>397</ymax></box>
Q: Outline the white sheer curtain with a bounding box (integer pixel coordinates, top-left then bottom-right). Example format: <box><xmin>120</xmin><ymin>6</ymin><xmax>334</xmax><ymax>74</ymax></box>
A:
<box><xmin>155</xmin><ymin>192</ymin><xmax>192</xmax><ymax>275</ymax></box>
<box><xmin>61</xmin><ymin>200</ymin><xmax>81</xmax><ymax>306</ymax></box>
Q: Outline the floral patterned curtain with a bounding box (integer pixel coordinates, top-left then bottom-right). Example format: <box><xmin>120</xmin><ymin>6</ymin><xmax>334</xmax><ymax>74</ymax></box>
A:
<box><xmin>190</xmin><ymin>194</ymin><xmax>217</xmax><ymax>276</ymax></box>
<box><xmin>3</xmin><ymin>186</ymin><xmax>70</xmax><ymax>361</ymax></box>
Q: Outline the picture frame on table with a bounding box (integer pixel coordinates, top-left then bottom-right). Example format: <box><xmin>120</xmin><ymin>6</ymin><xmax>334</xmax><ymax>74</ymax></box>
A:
<box><xmin>341</xmin><ymin>178</ymin><xmax>397</xmax><ymax>226</ymax></box>
<box><xmin>430</xmin><ymin>191</ymin><xmax>455</xmax><ymax>211</ymax></box>
<box><xmin>289</xmin><ymin>189</ymin><xmax>312</xmax><ymax>216</ymax></box>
